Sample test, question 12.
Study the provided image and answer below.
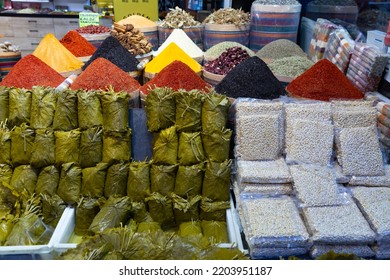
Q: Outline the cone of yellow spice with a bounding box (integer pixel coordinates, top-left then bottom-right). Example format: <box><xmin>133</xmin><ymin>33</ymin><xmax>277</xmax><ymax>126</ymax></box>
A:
<box><xmin>145</xmin><ymin>42</ymin><xmax>201</xmax><ymax>77</ymax></box>
<box><xmin>33</xmin><ymin>33</ymin><xmax>84</xmax><ymax>74</ymax></box>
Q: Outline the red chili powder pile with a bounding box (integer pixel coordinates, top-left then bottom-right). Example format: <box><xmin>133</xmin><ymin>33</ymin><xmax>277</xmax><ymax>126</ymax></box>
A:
<box><xmin>140</xmin><ymin>60</ymin><xmax>211</xmax><ymax>95</ymax></box>
<box><xmin>0</xmin><ymin>54</ymin><xmax>65</xmax><ymax>89</ymax></box>
<box><xmin>286</xmin><ymin>59</ymin><xmax>364</xmax><ymax>101</ymax></box>
<box><xmin>60</xmin><ymin>30</ymin><xmax>96</xmax><ymax>57</ymax></box>
<box><xmin>70</xmin><ymin>57</ymin><xmax>141</xmax><ymax>93</ymax></box>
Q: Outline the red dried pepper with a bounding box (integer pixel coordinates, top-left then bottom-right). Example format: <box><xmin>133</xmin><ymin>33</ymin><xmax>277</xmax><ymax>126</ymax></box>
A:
<box><xmin>286</xmin><ymin>59</ymin><xmax>364</xmax><ymax>101</ymax></box>
<box><xmin>60</xmin><ymin>30</ymin><xmax>96</xmax><ymax>57</ymax></box>
<box><xmin>0</xmin><ymin>54</ymin><xmax>65</xmax><ymax>89</ymax></box>
<box><xmin>140</xmin><ymin>60</ymin><xmax>211</xmax><ymax>95</ymax></box>
<box><xmin>70</xmin><ymin>57</ymin><xmax>141</xmax><ymax>93</ymax></box>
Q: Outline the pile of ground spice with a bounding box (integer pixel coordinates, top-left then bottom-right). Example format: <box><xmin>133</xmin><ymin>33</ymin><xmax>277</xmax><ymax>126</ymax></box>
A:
<box><xmin>82</xmin><ymin>36</ymin><xmax>139</xmax><ymax>72</ymax></box>
<box><xmin>215</xmin><ymin>56</ymin><xmax>285</xmax><ymax>99</ymax></box>
<box><xmin>140</xmin><ymin>60</ymin><xmax>211</xmax><ymax>95</ymax></box>
<box><xmin>60</xmin><ymin>30</ymin><xmax>96</xmax><ymax>57</ymax></box>
<box><xmin>286</xmin><ymin>59</ymin><xmax>364</xmax><ymax>101</ymax></box>
<box><xmin>0</xmin><ymin>54</ymin><xmax>64</xmax><ymax>89</ymax></box>
<box><xmin>71</xmin><ymin>57</ymin><xmax>141</xmax><ymax>93</ymax></box>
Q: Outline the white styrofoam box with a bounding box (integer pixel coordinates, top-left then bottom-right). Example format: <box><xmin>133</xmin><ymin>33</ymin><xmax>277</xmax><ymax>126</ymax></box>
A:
<box><xmin>367</xmin><ymin>30</ymin><xmax>388</xmax><ymax>54</ymax></box>
<box><xmin>299</xmin><ymin>17</ymin><xmax>316</xmax><ymax>54</ymax></box>
<box><xmin>52</xmin><ymin>204</ymin><xmax>248</xmax><ymax>257</ymax></box>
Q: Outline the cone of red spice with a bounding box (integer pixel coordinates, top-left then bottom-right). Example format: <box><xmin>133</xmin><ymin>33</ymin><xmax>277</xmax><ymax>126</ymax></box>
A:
<box><xmin>140</xmin><ymin>60</ymin><xmax>211</xmax><ymax>95</ymax></box>
<box><xmin>0</xmin><ymin>54</ymin><xmax>65</xmax><ymax>89</ymax></box>
<box><xmin>286</xmin><ymin>59</ymin><xmax>364</xmax><ymax>102</ymax></box>
<box><xmin>60</xmin><ymin>30</ymin><xmax>96</xmax><ymax>57</ymax></box>
<box><xmin>70</xmin><ymin>57</ymin><xmax>141</xmax><ymax>93</ymax></box>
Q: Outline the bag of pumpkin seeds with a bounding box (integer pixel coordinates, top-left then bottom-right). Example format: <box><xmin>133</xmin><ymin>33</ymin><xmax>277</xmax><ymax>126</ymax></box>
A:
<box><xmin>178</xmin><ymin>220</ymin><xmax>202</xmax><ymax>238</ymax></box>
<box><xmin>57</xmin><ymin>162</ymin><xmax>82</xmax><ymax>205</ymax></box>
<box><xmin>146</xmin><ymin>192</ymin><xmax>175</xmax><ymax>230</ymax></box>
<box><xmin>30</xmin><ymin>86</ymin><xmax>57</xmax><ymax>129</ymax></box>
<box><xmin>202</xmin><ymin>128</ymin><xmax>232</xmax><ymax>162</ymax></box>
<box><xmin>127</xmin><ymin>160</ymin><xmax>151</xmax><ymax>201</ymax></box>
<box><xmin>75</xmin><ymin>197</ymin><xmax>102</xmax><ymax>236</ymax></box>
<box><xmin>0</xmin><ymin>121</ymin><xmax>11</xmax><ymax>165</ymax></box>
<box><xmin>200</xmin><ymin>198</ymin><xmax>230</xmax><ymax>221</ymax></box>
<box><xmin>89</xmin><ymin>196</ymin><xmax>132</xmax><ymax>234</ymax></box>
<box><xmin>178</xmin><ymin>131</ymin><xmax>205</xmax><ymax>165</ymax></box>
<box><xmin>11</xmin><ymin>123</ymin><xmax>35</xmax><ymax>166</ymax></box>
<box><xmin>40</xmin><ymin>193</ymin><xmax>66</xmax><ymax>228</ymax></box>
<box><xmin>78</xmin><ymin>90</ymin><xmax>103</xmax><ymax>130</ymax></box>
<box><xmin>52</xmin><ymin>89</ymin><xmax>78</xmax><ymax>131</ymax></box>
<box><xmin>104</xmin><ymin>162</ymin><xmax>129</xmax><ymax>199</ymax></box>
<box><xmin>130</xmin><ymin>201</ymin><xmax>153</xmax><ymax>223</ymax></box>
<box><xmin>202</xmin><ymin>91</ymin><xmax>230</xmax><ymax>132</ymax></box>
<box><xmin>152</xmin><ymin>125</ymin><xmax>178</xmax><ymax>165</ymax></box>
<box><xmin>102</xmin><ymin>129</ymin><xmax>131</xmax><ymax>164</ymax></box>
<box><xmin>35</xmin><ymin>165</ymin><xmax>59</xmax><ymax>196</ymax></box>
<box><xmin>150</xmin><ymin>164</ymin><xmax>178</xmax><ymax>196</ymax></box>
<box><xmin>0</xmin><ymin>86</ymin><xmax>9</xmax><ymax>123</ymax></box>
<box><xmin>174</xmin><ymin>163</ymin><xmax>204</xmax><ymax>197</ymax></box>
<box><xmin>10</xmin><ymin>165</ymin><xmax>38</xmax><ymax>195</ymax></box>
<box><xmin>172</xmin><ymin>194</ymin><xmax>201</xmax><ymax>224</ymax></box>
<box><xmin>30</xmin><ymin>128</ymin><xmax>55</xmax><ymax>168</ymax></box>
<box><xmin>80</xmin><ymin>126</ymin><xmax>103</xmax><ymax>168</ymax></box>
<box><xmin>202</xmin><ymin>160</ymin><xmax>232</xmax><ymax>201</ymax></box>
<box><xmin>8</xmin><ymin>88</ymin><xmax>32</xmax><ymax>127</ymax></box>
<box><xmin>175</xmin><ymin>90</ymin><xmax>203</xmax><ymax>132</ymax></box>
<box><xmin>81</xmin><ymin>163</ymin><xmax>109</xmax><ymax>198</ymax></box>
<box><xmin>100</xmin><ymin>90</ymin><xmax>129</xmax><ymax>132</ymax></box>
<box><xmin>54</xmin><ymin>129</ymin><xmax>81</xmax><ymax>166</ymax></box>
<box><xmin>201</xmin><ymin>220</ymin><xmax>229</xmax><ymax>243</ymax></box>
<box><xmin>145</xmin><ymin>87</ymin><xmax>176</xmax><ymax>132</ymax></box>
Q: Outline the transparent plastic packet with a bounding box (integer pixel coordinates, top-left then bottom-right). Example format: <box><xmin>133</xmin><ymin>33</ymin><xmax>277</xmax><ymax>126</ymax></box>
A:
<box><xmin>348</xmin><ymin>164</ymin><xmax>390</xmax><ymax>187</ymax></box>
<box><xmin>310</xmin><ymin>244</ymin><xmax>375</xmax><ymax>259</ymax></box>
<box><xmin>239</xmin><ymin>195</ymin><xmax>310</xmax><ymax>249</ymax></box>
<box><xmin>250</xmin><ymin>246</ymin><xmax>308</xmax><ymax>260</ymax></box>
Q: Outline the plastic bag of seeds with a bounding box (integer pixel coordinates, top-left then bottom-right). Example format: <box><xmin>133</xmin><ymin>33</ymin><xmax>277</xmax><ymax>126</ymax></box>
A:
<box><xmin>202</xmin><ymin>90</ymin><xmax>230</xmax><ymax>132</ymax></box>
<box><xmin>77</xmin><ymin>90</ymin><xmax>103</xmax><ymax>130</ymax></box>
<box><xmin>0</xmin><ymin>121</ymin><xmax>11</xmax><ymax>165</ymax></box>
<box><xmin>75</xmin><ymin>197</ymin><xmax>102</xmax><ymax>236</ymax></box>
<box><xmin>172</xmin><ymin>194</ymin><xmax>201</xmax><ymax>224</ymax></box>
<box><xmin>80</xmin><ymin>127</ymin><xmax>103</xmax><ymax>168</ymax></box>
<box><xmin>102</xmin><ymin>129</ymin><xmax>131</xmax><ymax>164</ymax></box>
<box><xmin>127</xmin><ymin>160</ymin><xmax>151</xmax><ymax>202</ymax></box>
<box><xmin>55</xmin><ymin>129</ymin><xmax>81</xmax><ymax>166</ymax></box>
<box><xmin>150</xmin><ymin>164</ymin><xmax>178</xmax><ymax>196</ymax></box>
<box><xmin>8</xmin><ymin>88</ymin><xmax>32</xmax><ymax>127</ymax></box>
<box><xmin>30</xmin><ymin>128</ymin><xmax>56</xmax><ymax>168</ymax></box>
<box><xmin>10</xmin><ymin>165</ymin><xmax>38</xmax><ymax>195</ymax></box>
<box><xmin>52</xmin><ymin>89</ymin><xmax>78</xmax><ymax>131</ymax></box>
<box><xmin>89</xmin><ymin>196</ymin><xmax>132</xmax><ymax>234</ymax></box>
<box><xmin>200</xmin><ymin>198</ymin><xmax>229</xmax><ymax>221</ymax></box>
<box><xmin>175</xmin><ymin>90</ymin><xmax>203</xmax><ymax>132</ymax></box>
<box><xmin>11</xmin><ymin>123</ymin><xmax>35</xmax><ymax>166</ymax></box>
<box><xmin>30</xmin><ymin>86</ymin><xmax>57</xmax><ymax>129</ymax></box>
<box><xmin>174</xmin><ymin>163</ymin><xmax>205</xmax><ymax>197</ymax></box>
<box><xmin>152</xmin><ymin>125</ymin><xmax>178</xmax><ymax>165</ymax></box>
<box><xmin>40</xmin><ymin>193</ymin><xmax>66</xmax><ymax>228</ymax></box>
<box><xmin>0</xmin><ymin>86</ymin><xmax>9</xmax><ymax>123</ymax></box>
<box><xmin>35</xmin><ymin>165</ymin><xmax>59</xmax><ymax>196</ymax></box>
<box><xmin>201</xmin><ymin>220</ymin><xmax>229</xmax><ymax>244</ymax></box>
<box><xmin>100</xmin><ymin>89</ymin><xmax>129</xmax><ymax>132</ymax></box>
<box><xmin>203</xmin><ymin>128</ymin><xmax>232</xmax><ymax>162</ymax></box>
<box><xmin>178</xmin><ymin>131</ymin><xmax>205</xmax><ymax>165</ymax></box>
<box><xmin>81</xmin><ymin>163</ymin><xmax>109</xmax><ymax>198</ymax></box>
<box><xmin>104</xmin><ymin>162</ymin><xmax>129</xmax><ymax>199</ymax></box>
<box><xmin>202</xmin><ymin>160</ymin><xmax>231</xmax><ymax>201</ymax></box>
<box><xmin>145</xmin><ymin>87</ymin><xmax>176</xmax><ymax>132</ymax></box>
<box><xmin>146</xmin><ymin>192</ymin><xmax>175</xmax><ymax>230</ymax></box>
<box><xmin>57</xmin><ymin>162</ymin><xmax>82</xmax><ymax>205</ymax></box>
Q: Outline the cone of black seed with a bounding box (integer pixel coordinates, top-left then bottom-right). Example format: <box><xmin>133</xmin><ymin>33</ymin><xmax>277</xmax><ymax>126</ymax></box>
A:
<box><xmin>215</xmin><ymin>56</ymin><xmax>285</xmax><ymax>100</ymax></box>
<box><xmin>82</xmin><ymin>36</ymin><xmax>139</xmax><ymax>72</ymax></box>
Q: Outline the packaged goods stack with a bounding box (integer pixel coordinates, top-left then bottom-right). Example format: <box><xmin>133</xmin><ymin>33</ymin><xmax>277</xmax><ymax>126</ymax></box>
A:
<box><xmin>346</xmin><ymin>43</ymin><xmax>389</xmax><ymax>93</ymax></box>
<box><xmin>308</xmin><ymin>18</ymin><xmax>339</xmax><ymax>63</ymax></box>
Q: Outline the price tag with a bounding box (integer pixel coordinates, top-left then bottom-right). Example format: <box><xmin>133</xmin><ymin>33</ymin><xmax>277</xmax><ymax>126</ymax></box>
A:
<box><xmin>79</xmin><ymin>12</ymin><xmax>100</xmax><ymax>27</ymax></box>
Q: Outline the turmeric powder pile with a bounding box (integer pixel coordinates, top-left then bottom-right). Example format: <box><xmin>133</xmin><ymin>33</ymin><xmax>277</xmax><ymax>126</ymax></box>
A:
<box><xmin>33</xmin><ymin>33</ymin><xmax>84</xmax><ymax>73</ymax></box>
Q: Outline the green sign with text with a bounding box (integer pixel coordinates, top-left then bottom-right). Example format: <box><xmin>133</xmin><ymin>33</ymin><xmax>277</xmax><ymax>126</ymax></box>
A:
<box><xmin>79</xmin><ymin>12</ymin><xmax>100</xmax><ymax>27</ymax></box>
